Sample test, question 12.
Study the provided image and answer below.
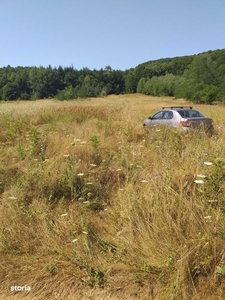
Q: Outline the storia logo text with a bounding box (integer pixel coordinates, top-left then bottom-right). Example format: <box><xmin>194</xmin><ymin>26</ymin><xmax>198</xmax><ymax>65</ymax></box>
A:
<box><xmin>10</xmin><ymin>285</ymin><xmax>31</xmax><ymax>292</ymax></box>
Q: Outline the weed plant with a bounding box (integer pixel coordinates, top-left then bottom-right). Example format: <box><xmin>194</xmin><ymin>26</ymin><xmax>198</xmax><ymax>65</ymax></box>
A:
<box><xmin>0</xmin><ymin>95</ymin><xmax>225</xmax><ymax>299</ymax></box>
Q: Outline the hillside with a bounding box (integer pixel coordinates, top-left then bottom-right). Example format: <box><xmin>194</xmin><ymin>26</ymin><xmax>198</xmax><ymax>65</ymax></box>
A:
<box><xmin>0</xmin><ymin>49</ymin><xmax>225</xmax><ymax>103</ymax></box>
<box><xmin>127</xmin><ymin>49</ymin><xmax>225</xmax><ymax>102</ymax></box>
<box><xmin>1</xmin><ymin>94</ymin><xmax>225</xmax><ymax>299</ymax></box>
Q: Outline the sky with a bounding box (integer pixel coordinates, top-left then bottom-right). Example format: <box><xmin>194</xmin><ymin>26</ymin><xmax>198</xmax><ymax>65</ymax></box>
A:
<box><xmin>0</xmin><ymin>0</ymin><xmax>224</xmax><ymax>71</ymax></box>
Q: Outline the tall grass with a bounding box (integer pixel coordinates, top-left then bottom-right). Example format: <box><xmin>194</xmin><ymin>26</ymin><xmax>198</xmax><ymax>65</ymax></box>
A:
<box><xmin>0</xmin><ymin>95</ymin><xmax>225</xmax><ymax>299</ymax></box>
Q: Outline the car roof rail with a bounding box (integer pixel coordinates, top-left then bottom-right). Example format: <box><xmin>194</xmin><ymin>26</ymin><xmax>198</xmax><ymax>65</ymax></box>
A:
<box><xmin>162</xmin><ymin>106</ymin><xmax>193</xmax><ymax>109</ymax></box>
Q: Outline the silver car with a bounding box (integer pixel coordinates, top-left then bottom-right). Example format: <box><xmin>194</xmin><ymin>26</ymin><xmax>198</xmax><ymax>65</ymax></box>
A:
<box><xmin>142</xmin><ymin>106</ymin><xmax>214</xmax><ymax>132</ymax></box>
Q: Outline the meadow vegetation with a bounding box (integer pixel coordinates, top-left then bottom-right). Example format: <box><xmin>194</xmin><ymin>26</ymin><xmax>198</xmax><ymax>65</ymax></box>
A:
<box><xmin>1</xmin><ymin>94</ymin><xmax>225</xmax><ymax>299</ymax></box>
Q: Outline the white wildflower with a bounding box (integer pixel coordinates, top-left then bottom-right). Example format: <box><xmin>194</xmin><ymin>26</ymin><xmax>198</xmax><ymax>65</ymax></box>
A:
<box><xmin>204</xmin><ymin>161</ymin><xmax>213</xmax><ymax>166</ymax></box>
<box><xmin>61</xmin><ymin>213</ymin><xmax>68</xmax><ymax>217</ymax></box>
<box><xmin>90</xmin><ymin>164</ymin><xmax>97</xmax><ymax>167</ymax></box>
<box><xmin>141</xmin><ymin>179</ymin><xmax>148</xmax><ymax>183</ymax></box>
<box><xmin>8</xmin><ymin>196</ymin><xmax>18</xmax><ymax>200</ymax></box>
<box><xmin>194</xmin><ymin>180</ymin><xmax>204</xmax><ymax>184</ymax></box>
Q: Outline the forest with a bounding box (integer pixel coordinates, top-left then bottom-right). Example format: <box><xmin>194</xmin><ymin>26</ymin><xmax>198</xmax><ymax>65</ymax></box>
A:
<box><xmin>0</xmin><ymin>49</ymin><xmax>224</xmax><ymax>104</ymax></box>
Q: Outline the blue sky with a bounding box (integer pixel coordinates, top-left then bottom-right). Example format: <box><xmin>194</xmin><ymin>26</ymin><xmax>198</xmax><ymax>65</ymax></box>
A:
<box><xmin>0</xmin><ymin>0</ymin><xmax>224</xmax><ymax>70</ymax></box>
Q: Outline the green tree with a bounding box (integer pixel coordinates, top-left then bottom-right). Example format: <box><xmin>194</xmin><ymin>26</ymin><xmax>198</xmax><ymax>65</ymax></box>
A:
<box><xmin>137</xmin><ymin>78</ymin><xmax>147</xmax><ymax>93</ymax></box>
<box><xmin>78</xmin><ymin>75</ymin><xmax>101</xmax><ymax>97</ymax></box>
<box><xmin>175</xmin><ymin>54</ymin><xmax>222</xmax><ymax>103</ymax></box>
<box><xmin>125</xmin><ymin>69</ymin><xmax>137</xmax><ymax>93</ymax></box>
<box><xmin>220</xmin><ymin>75</ymin><xmax>225</xmax><ymax>99</ymax></box>
<box><xmin>2</xmin><ymin>82</ymin><xmax>19</xmax><ymax>100</ymax></box>
<box><xmin>28</xmin><ymin>67</ymin><xmax>63</xmax><ymax>99</ymax></box>
<box><xmin>199</xmin><ymin>85</ymin><xmax>222</xmax><ymax>104</ymax></box>
<box><xmin>56</xmin><ymin>85</ymin><xmax>77</xmax><ymax>100</ymax></box>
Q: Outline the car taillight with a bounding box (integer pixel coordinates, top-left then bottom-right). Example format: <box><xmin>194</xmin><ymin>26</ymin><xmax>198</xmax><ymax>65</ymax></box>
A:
<box><xmin>180</xmin><ymin>120</ymin><xmax>191</xmax><ymax>127</ymax></box>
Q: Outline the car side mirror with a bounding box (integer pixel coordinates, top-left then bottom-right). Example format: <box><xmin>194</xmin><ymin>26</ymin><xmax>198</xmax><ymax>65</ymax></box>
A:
<box><xmin>148</xmin><ymin>116</ymin><xmax>152</xmax><ymax>119</ymax></box>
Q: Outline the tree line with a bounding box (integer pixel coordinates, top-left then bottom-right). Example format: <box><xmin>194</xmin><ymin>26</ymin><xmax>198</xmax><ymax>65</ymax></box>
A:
<box><xmin>0</xmin><ymin>65</ymin><xmax>125</xmax><ymax>101</ymax></box>
<box><xmin>0</xmin><ymin>49</ymin><xmax>224</xmax><ymax>103</ymax></box>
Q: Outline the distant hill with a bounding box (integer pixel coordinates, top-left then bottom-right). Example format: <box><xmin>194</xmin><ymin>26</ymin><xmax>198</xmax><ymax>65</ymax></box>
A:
<box><xmin>0</xmin><ymin>49</ymin><xmax>224</xmax><ymax>103</ymax></box>
<box><xmin>137</xmin><ymin>49</ymin><xmax>225</xmax><ymax>76</ymax></box>
<box><xmin>125</xmin><ymin>49</ymin><xmax>225</xmax><ymax>103</ymax></box>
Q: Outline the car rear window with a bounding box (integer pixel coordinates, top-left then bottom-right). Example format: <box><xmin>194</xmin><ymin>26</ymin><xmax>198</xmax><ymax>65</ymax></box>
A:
<box><xmin>177</xmin><ymin>110</ymin><xmax>204</xmax><ymax>118</ymax></box>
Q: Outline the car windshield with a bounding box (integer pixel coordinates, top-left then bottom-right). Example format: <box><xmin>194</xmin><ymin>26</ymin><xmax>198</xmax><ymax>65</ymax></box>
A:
<box><xmin>177</xmin><ymin>109</ymin><xmax>205</xmax><ymax>118</ymax></box>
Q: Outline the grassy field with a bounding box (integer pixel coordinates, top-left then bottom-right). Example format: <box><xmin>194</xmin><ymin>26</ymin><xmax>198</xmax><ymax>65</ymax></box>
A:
<box><xmin>1</xmin><ymin>94</ymin><xmax>225</xmax><ymax>299</ymax></box>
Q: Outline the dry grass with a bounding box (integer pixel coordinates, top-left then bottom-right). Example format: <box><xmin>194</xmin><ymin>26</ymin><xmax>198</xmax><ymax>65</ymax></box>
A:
<box><xmin>1</xmin><ymin>94</ymin><xmax>225</xmax><ymax>299</ymax></box>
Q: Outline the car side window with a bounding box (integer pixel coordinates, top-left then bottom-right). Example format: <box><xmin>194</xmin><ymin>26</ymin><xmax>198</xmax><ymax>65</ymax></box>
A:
<box><xmin>152</xmin><ymin>111</ymin><xmax>164</xmax><ymax>119</ymax></box>
<box><xmin>189</xmin><ymin>110</ymin><xmax>202</xmax><ymax>117</ymax></box>
<box><xmin>163</xmin><ymin>111</ymin><xmax>173</xmax><ymax>119</ymax></box>
<box><xmin>178</xmin><ymin>110</ymin><xmax>189</xmax><ymax>117</ymax></box>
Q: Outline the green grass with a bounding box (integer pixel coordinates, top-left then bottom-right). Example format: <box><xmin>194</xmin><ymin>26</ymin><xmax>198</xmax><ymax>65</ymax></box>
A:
<box><xmin>0</xmin><ymin>94</ymin><xmax>225</xmax><ymax>299</ymax></box>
